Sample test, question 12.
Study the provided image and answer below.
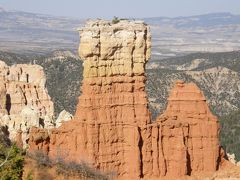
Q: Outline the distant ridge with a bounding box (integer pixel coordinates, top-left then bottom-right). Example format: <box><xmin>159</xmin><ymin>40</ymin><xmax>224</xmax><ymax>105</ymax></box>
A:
<box><xmin>0</xmin><ymin>7</ymin><xmax>85</xmax><ymax>54</ymax></box>
<box><xmin>144</xmin><ymin>12</ymin><xmax>240</xmax><ymax>27</ymax></box>
<box><xmin>145</xmin><ymin>12</ymin><xmax>239</xmax><ymax>19</ymax></box>
<box><xmin>0</xmin><ymin>7</ymin><xmax>239</xmax><ymax>54</ymax></box>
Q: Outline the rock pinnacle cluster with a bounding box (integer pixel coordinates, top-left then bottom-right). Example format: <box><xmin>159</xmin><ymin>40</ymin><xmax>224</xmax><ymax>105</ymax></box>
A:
<box><xmin>28</xmin><ymin>20</ymin><xmax>222</xmax><ymax>179</ymax></box>
<box><xmin>0</xmin><ymin>61</ymin><xmax>54</xmax><ymax>147</ymax></box>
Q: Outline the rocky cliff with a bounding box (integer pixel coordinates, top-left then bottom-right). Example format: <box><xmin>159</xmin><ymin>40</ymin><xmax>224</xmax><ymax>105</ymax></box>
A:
<box><xmin>28</xmin><ymin>20</ymin><xmax>222</xmax><ymax>179</ymax></box>
<box><xmin>0</xmin><ymin>61</ymin><xmax>54</xmax><ymax>147</ymax></box>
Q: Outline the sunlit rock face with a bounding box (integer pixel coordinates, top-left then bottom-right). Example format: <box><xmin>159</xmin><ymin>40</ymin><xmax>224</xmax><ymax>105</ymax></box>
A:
<box><xmin>0</xmin><ymin>61</ymin><xmax>54</xmax><ymax>147</ymax></box>
<box><xmin>28</xmin><ymin>20</ymin><xmax>221</xmax><ymax>179</ymax></box>
<box><xmin>151</xmin><ymin>80</ymin><xmax>220</xmax><ymax>177</ymax></box>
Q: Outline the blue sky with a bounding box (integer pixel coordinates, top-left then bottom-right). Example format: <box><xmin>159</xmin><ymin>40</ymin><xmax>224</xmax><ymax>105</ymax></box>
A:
<box><xmin>0</xmin><ymin>0</ymin><xmax>240</xmax><ymax>18</ymax></box>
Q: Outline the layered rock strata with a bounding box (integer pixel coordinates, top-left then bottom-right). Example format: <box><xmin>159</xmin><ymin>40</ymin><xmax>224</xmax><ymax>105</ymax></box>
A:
<box><xmin>150</xmin><ymin>80</ymin><xmax>220</xmax><ymax>177</ymax></box>
<box><xmin>28</xmin><ymin>20</ymin><xmax>221</xmax><ymax>179</ymax></box>
<box><xmin>29</xmin><ymin>20</ymin><xmax>152</xmax><ymax>178</ymax></box>
<box><xmin>0</xmin><ymin>61</ymin><xmax>54</xmax><ymax>147</ymax></box>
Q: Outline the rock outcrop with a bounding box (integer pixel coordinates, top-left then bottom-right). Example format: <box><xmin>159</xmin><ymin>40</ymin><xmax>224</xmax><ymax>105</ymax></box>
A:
<box><xmin>227</xmin><ymin>153</ymin><xmax>240</xmax><ymax>166</ymax></box>
<box><xmin>0</xmin><ymin>61</ymin><xmax>54</xmax><ymax>147</ymax></box>
<box><xmin>55</xmin><ymin>110</ymin><xmax>73</xmax><ymax>128</ymax></box>
<box><xmin>150</xmin><ymin>80</ymin><xmax>220</xmax><ymax>177</ymax></box>
<box><xmin>28</xmin><ymin>20</ymin><xmax>222</xmax><ymax>179</ymax></box>
<box><xmin>29</xmin><ymin>19</ymin><xmax>152</xmax><ymax>178</ymax></box>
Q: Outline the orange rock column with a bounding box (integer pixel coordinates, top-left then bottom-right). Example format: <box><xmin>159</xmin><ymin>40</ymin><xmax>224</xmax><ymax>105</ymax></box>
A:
<box><xmin>35</xmin><ymin>20</ymin><xmax>152</xmax><ymax>178</ymax></box>
<box><xmin>153</xmin><ymin>81</ymin><xmax>221</xmax><ymax>176</ymax></box>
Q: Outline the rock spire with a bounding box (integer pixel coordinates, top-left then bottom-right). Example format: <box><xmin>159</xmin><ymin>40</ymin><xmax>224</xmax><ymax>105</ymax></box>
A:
<box><xmin>28</xmin><ymin>20</ymin><xmax>221</xmax><ymax>179</ymax></box>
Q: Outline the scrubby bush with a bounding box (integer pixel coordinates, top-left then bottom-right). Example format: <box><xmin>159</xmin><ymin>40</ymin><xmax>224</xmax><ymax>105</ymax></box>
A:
<box><xmin>0</xmin><ymin>144</ymin><xmax>24</xmax><ymax>180</ymax></box>
<box><xmin>56</xmin><ymin>160</ymin><xmax>114</xmax><ymax>180</ymax></box>
<box><xmin>219</xmin><ymin>109</ymin><xmax>240</xmax><ymax>161</ymax></box>
<box><xmin>112</xmin><ymin>16</ymin><xmax>120</xmax><ymax>24</ymax></box>
<box><xmin>27</xmin><ymin>151</ymin><xmax>52</xmax><ymax>167</ymax></box>
<box><xmin>28</xmin><ymin>150</ymin><xmax>115</xmax><ymax>180</ymax></box>
<box><xmin>26</xmin><ymin>151</ymin><xmax>53</xmax><ymax>179</ymax></box>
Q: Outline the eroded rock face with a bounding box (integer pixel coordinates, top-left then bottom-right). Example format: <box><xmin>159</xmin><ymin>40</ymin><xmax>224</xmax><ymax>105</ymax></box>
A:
<box><xmin>55</xmin><ymin>110</ymin><xmax>73</xmax><ymax>128</ymax></box>
<box><xmin>28</xmin><ymin>20</ymin><xmax>222</xmax><ymax>179</ymax></box>
<box><xmin>29</xmin><ymin>20</ymin><xmax>152</xmax><ymax>178</ymax></box>
<box><xmin>150</xmin><ymin>80</ymin><xmax>220</xmax><ymax>177</ymax></box>
<box><xmin>0</xmin><ymin>61</ymin><xmax>54</xmax><ymax>147</ymax></box>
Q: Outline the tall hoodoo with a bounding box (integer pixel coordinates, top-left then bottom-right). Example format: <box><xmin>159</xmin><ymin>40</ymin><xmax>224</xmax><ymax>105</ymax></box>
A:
<box><xmin>30</xmin><ymin>20</ymin><xmax>152</xmax><ymax>178</ymax></box>
<box><xmin>28</xmin><ymin>20</ymin><xmax>221</xmax><ymax>179</ymax></box>
<box><xmin>76</xmin><ymin>20</ymin><xmax>152</xmax><ymax>177</ymax></box>
<box><xmin>77</xmin><ymin>20</ymin><xmax>151</xmax><ymax>127</ymax></box>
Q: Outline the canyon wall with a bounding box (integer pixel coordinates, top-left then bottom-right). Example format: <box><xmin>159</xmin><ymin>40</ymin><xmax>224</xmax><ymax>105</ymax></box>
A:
<box><xmin>0</xmin><ymin>61</ymin><xmax>54</xmax><ymax>147</ymax></box>
<box><xmin>28</xmin><ymin>20</ymin><xmax>221</xmax><ymax>179</ymax></box>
